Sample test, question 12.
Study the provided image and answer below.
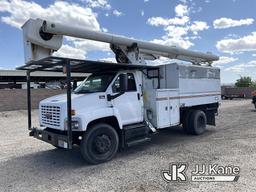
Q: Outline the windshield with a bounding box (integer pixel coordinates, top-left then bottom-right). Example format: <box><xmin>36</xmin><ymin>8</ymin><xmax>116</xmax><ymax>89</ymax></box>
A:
<box><xmin>74</xmin><ymin>73</ymin><xmax>116</xmax><ymax>94</ymax></box>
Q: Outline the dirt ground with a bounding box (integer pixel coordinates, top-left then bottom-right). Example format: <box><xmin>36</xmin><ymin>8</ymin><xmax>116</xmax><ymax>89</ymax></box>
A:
<box><xmin>0</xmin><ymin>100</ymin><xmax>256</xmax><ymax>192</ymax></box>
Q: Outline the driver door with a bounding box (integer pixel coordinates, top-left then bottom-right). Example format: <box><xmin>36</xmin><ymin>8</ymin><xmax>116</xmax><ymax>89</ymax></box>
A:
<box><xmin>110</xmin><ymin>72</ymin><xmax>143</xmax><ymax>125</ymax></box>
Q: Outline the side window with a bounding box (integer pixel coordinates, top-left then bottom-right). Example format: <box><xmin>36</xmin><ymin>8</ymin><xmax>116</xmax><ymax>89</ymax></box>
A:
<box><xmin>112</xmin><ymin>73</ymin><xmax>137</xmax><ymax>93</ymax></box>
<box><xmin>127</xmin><ymin>73</ymin><xmax>137</xmax><ymax>92</ymax></box>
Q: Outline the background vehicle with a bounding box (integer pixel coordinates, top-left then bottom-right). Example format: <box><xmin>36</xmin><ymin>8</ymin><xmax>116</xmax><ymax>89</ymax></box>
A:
<box><xmin>221</xmin><ymin>87</ymin><xmax>246</xmax><ymax>100</ymax></box>
<box><xmin>252</xmin><ymin>91</ymin><xmax>256</xmax><ymax>109</ymax></box>
<box><xmin>18</xmin><ymin>19</ymin><xmax>220</xmax><ymax>164</ymax></box>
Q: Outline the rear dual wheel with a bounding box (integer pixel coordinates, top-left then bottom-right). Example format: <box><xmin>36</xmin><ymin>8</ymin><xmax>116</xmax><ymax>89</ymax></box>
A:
<box><xmin>183</xmin><ymin>110</ymin><xmax>207</xmax><ymax>135</ymax></box>
<box><xmin>80</xmin><ymin>123</ymin><xmax>119</xmax><ymax>164</ymax></box>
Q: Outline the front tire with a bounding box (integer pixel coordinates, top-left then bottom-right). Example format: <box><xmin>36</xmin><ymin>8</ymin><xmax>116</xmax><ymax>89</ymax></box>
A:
<box><xmin>80</xmin><ymin>123</ymin><xmax>119</xmax><ymax>164</ymax></box>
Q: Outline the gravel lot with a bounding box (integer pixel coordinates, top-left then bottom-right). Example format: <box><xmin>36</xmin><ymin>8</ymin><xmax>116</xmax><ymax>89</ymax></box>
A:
<box><xmin>0</xmin><ymin>100</ymin><xmax>256</xmax><ymax>192</ymax></box>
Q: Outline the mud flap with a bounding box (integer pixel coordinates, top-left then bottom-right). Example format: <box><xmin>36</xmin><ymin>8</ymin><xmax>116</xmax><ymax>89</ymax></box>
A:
<box><xmin>205</xmin><ymin>110</ymin><xmax>216</xmax><ymax>126</ymax></box>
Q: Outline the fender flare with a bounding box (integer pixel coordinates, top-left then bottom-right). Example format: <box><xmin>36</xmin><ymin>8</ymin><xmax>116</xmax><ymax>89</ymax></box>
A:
<box><xmin>79</xmin><ymin>107</ymin><xmax>123</xmax><ymax>131</ymax></box>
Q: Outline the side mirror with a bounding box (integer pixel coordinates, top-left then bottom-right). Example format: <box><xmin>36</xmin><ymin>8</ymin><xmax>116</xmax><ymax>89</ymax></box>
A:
<box><xmin>119</xmin><ymin>73</ymin><xmax>128</xmax><ymax>92</ymax></box>
<box><xmin>107</xmin><ymin>74</ymin><xmax>128</xmax><ymax>101</ymax></box>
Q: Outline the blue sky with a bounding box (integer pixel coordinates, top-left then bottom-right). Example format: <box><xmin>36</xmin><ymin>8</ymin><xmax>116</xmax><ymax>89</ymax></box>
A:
<box><xmin>0</xmin><ymin>0</ymin><xmax>256</xmax><ymax>84</ymax></box>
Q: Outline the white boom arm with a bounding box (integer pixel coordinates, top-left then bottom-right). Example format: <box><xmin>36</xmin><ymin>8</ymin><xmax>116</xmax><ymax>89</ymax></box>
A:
<box><xmin>22</xmin><ymin>19</ymin><xmax>219</xmax><ymax>65</ymax></box>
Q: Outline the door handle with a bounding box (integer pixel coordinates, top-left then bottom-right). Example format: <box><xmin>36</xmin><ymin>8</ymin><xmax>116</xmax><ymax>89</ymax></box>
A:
<box><xmin>137</xmin><ymin>93</ymin><xmax>141</xmax><ymax>100</ymax></box>
<box><xmin>107</xmin><ymin>92</ymin><xmax>125</xmax><ymax>101</ymax></box>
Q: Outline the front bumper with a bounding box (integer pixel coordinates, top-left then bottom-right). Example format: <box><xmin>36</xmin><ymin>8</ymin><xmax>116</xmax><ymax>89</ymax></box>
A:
<box><xmin>29</xmin><ymin>128</ymin><xmax>70</xmax><ymax>149</ymax></box>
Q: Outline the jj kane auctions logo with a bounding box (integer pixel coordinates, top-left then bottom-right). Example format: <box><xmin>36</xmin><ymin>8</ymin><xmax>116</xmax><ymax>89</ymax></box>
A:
<box><xmin>162</xmin><ymin>163</ymin><xmax>240</xmax><ymax>182</ymax></box>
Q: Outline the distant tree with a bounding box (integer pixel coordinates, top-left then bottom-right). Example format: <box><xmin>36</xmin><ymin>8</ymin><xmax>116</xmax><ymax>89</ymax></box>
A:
<box><xmin>251</xmin><ymin>81</ymin><xmax>256</xmax><ymax>89</ymax></box>
<box><xmin>235</xmin><ymin>76</ymin><xmax>253</xmax><ymax>87</ymax></box>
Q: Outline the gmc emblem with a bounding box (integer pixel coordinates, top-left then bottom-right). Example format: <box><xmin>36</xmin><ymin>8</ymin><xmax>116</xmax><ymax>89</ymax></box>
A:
<box><xmin>44</xmin><ymin>113</ymin><xmax>52</xmax><ymax>119</ymax></box>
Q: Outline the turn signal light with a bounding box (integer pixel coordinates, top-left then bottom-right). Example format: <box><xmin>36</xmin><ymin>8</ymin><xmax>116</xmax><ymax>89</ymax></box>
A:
<box><xmin>71</xmin><ymin>109</ymin><xmax>76</xmax><ymax>116</ymax></box>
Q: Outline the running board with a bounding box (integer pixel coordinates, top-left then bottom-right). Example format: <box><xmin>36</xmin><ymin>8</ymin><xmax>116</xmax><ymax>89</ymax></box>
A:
<box><xmin>122</xmin><ymin>122</ymin><xmax>151</xmax><ymax>148</ymax></box>
<box><xmin>126</xmin><ymin>137</ymin><xmax>151</xmax><ymax>147</ymax></box>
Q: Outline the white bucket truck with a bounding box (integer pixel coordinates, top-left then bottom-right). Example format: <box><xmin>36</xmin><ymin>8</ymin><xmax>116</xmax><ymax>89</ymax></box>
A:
<box><xmin>18</xmin><ymin>19</ymin><xmax>220</xmax><ymax>164</ymax></box>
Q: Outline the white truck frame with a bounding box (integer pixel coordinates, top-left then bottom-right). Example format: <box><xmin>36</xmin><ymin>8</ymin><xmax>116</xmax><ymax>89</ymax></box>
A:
<box><xmin>17</xmin><ymin>19</ymin><xmax>220</xmax><ymax>164</ymax></box>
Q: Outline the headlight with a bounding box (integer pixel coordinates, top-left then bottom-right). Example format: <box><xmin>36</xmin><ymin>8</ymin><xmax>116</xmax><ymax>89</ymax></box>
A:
<box><xmin>65</xmin><ymin>118</ymin><xmax>81</xmax><ymax>130</ymax></box>
<box><xmin>71</xmin><ymin>121</ymin><xmax>80</xmax><ymax>129</ymax></box>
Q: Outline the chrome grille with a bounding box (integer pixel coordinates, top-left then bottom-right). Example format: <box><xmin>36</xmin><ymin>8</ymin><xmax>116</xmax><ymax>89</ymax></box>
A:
<box><xmin>41</xmin><ymin>105</ymin><xmax>61</xmax><ymax>127</ymax></box>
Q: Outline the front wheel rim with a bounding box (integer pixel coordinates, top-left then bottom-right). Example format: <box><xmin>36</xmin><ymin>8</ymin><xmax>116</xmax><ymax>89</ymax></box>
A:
<box><xmin>93</xmin><ymin>134</ymin><xmax>112</xmax><ymax>154</ymax></box>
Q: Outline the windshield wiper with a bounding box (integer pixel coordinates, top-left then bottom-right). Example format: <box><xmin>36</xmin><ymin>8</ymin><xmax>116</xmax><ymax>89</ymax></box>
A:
<box><xmin>74</xmin><ymin>90</ymin><xmax>94</xmax><ymax>94</ymax></box>
<box><xmin>74</xmin><ymin>90</ymin><xmax>101</xmax><ymax>94</ymax></box>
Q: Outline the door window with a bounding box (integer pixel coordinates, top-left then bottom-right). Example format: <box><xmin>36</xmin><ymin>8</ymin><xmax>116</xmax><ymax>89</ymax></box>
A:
<box><xmin>112</xmin><ymin>73</ymin><xmax>137</xmax><ymax>93</ymax></box>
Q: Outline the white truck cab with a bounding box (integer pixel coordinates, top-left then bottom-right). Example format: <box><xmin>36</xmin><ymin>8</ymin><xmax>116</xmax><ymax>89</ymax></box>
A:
<box><xmin>40</xmin><ymin>71</ymin><xmax>144</xmax><ymax>131</ymax></box>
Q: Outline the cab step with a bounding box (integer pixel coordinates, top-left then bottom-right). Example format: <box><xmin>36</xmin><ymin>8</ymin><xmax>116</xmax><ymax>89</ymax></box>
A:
<box><xmin>123</xmin><ymin>123</ymin><xmax>147</xmax><ymax>130</ymax></box>
<box><xmin>122</xmin><ymin>122</ymin><xmax>151</xmax><ymax>148</ymax></box>
<box><xmin>126</xmin><ymin>137</ymin><xmax>151</xmax><ymax>147</ymax></box>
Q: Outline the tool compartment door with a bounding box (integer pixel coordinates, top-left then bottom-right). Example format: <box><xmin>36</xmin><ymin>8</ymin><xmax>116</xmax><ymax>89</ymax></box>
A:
<box><xmin>156</xmin><ymin>90</ymin><xmax>170</xmax><ymax>128</ymax></box>
<box><xmin>169</xmin><ymin>90</ymin><xmax>180</xmax><ymax>126</ymax></box>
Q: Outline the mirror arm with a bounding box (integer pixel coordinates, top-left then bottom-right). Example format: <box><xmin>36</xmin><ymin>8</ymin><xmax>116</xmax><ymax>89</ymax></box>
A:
<box><xmin>107</xmin><ymin>92</ymin><xmax>125</xmax><ymax>101</ymax></box>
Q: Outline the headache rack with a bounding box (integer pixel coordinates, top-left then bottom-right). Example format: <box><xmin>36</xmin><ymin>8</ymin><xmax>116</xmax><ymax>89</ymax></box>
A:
<box><xmin>17</xmin><ymin>56</ymin><xmax>159</xmax><ymax>149</ymax></box>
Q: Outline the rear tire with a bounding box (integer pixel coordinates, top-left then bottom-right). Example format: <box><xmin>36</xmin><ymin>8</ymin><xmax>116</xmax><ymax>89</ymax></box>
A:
<box><xmin>80</xmin><ymin>123</ymin><xmax>119</xmax><ymax>164</ymax></box>
<box><xmin>189</xmin><ymin>110</ymin><xmax>207</xmax><ymax>135</ymax></box>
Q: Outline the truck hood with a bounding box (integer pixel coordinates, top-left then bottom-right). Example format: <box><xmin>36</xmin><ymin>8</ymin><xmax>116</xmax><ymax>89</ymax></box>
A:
<box><xmin>40</xmin><ymin>92</ymin><xmax>108</xmax><ymax>112</ymax></box>
<box><xmin>41</xmin><ymin>93</ymin><xmax>82</xmax><ymax>103</ymax></box>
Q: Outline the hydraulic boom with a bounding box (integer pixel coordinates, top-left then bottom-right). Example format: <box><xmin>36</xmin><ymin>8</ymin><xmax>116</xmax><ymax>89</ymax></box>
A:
<box><xmin>22</xmin><ymin>19</ymin><xmax>219</xmax><ymax>65</ymax></box>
